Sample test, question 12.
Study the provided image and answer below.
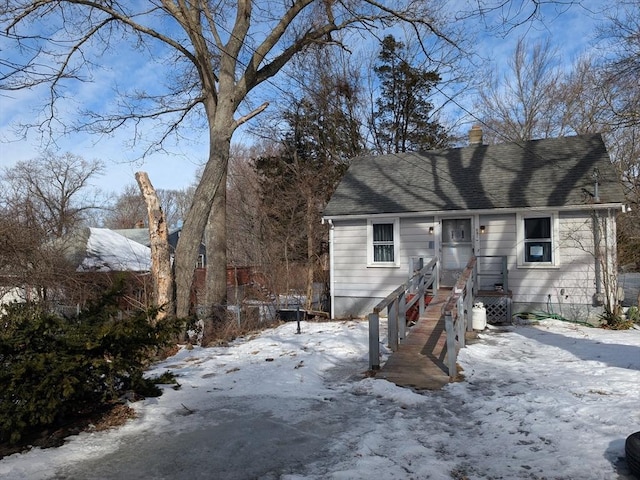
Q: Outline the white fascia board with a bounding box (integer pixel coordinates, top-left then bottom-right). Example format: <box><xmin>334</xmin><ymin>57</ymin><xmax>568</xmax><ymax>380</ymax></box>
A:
<box><xmin>322</xmin><ymin>203</ymin><xmax>624</xmax><ymax>222</ymax></box>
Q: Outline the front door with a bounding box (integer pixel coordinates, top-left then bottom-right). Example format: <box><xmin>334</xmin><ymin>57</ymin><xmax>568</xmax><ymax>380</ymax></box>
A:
<box><xmin>440</xmin><ymin>218</ymin><xmax>473</xmax><ymax>287</ymax></box>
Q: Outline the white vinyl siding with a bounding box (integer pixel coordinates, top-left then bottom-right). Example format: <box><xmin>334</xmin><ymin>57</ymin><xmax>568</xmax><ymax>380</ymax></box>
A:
<box><xmin>478</xmin><ymin>215</ymin><xmax>516</xmax><ymax>257</ymax></box>
<box><xmin>475</xmin><ymin>214</ymin><xmax>516</xmax><ymax>290</ymax></box>
<box><xmin>509</xmin><ymin>212</ymin><xmax>597</xmax><ymax>312</ymax></box>
<box><xmin>330</xmin><ymin>210</ymin><xmax>612</xmax><ymax>319</ymax></box>
<box><xmin>332</xmin><ymin>218</ymin><xmax>435</xmax><ymax>316</ymax></box>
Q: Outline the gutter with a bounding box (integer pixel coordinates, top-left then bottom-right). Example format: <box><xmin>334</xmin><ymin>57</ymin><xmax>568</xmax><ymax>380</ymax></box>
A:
<box><xmin>322</xmin><ymin>203</ymin><xmax>625</xmax><ymax>222</ymax></box>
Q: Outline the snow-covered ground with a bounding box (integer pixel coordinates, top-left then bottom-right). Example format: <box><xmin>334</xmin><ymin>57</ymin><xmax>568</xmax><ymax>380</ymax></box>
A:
<box><xmin>1</xmin><ymin>318</ymin><xmax>639</xmax><ymax>480</ymax></box>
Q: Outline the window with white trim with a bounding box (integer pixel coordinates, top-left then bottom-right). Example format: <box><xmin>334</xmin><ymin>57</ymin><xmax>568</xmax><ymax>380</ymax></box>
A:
<box><xmin>368</xmin><ymin>218</ymin><xmax>400</xmax><ymax>266</ymax></box>
<box><xmin>517</xmin><ymin>213</ymin><xmax>559</xmax><ymax>267</ymax></box>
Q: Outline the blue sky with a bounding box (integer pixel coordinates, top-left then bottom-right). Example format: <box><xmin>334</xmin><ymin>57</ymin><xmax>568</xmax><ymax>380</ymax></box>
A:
<box><xmin>0</xmin><ymin>1</ymin><xmax>609</xmax><ymax>195</ymax></box>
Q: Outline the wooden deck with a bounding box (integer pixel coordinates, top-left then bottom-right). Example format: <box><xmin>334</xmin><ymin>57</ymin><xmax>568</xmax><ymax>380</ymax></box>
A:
<box><xmin>376</xmin><ymin>289</ymin><xmax>453</xmax><ymax>390</ymax></box>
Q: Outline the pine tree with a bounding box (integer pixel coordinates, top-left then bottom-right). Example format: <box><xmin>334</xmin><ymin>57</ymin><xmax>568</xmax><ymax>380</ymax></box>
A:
<box><xmin>372</xmin><ymin>35</ymin><xmax>449</xmax><ymax>153</ymax></box>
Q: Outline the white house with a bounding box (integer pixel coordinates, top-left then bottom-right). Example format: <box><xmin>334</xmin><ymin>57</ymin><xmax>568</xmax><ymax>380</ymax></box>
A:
<box><xmin>322</xmin><ymin>129</ymin><xmax>626</xmax><ymax>321</ymax></box>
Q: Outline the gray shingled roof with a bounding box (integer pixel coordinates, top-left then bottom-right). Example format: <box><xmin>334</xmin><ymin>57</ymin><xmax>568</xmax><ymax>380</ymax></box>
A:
<box><xmin>323</xmin><ymin>134</ymin><xmax>625</xmax><ymax>217</ymax></box>
<box><xmin>112</xmin><ymin>228</ymin><xmax>151</xmax><ymax>246</ymax></box>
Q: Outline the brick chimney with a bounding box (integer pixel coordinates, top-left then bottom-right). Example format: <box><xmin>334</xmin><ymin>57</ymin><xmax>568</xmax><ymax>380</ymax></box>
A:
<box><xmin>469</xmin><ymin>124</ymin><xmax>483</xmax><ymax>145</ymax></box>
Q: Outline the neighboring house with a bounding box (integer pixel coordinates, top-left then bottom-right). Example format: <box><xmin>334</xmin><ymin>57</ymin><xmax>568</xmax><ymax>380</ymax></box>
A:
<box><xmin>0</xmin><ymin>228</ymin><xmax>153</xmax><ymax>313</ymax></box>
<box><xmin>59</xmin><ymin>227</ymin><xmax>153</xmax><ymax>312</ymax></box>
<box><xmin>115</xmin><ymin>226</ymin><xmax>259</xmax><ymax>303</ymax></box>
<box><xmin>322</xmin><ymin>128</ymin><xmax>627</xmax><ymax>320</ymax></box>
<box><xmin>64</xmin><ymin>227</ymin><xmax>151</xmax><ymax>272</ymax></box>
<box><xmin>114</xmin><ymin>228</ymin><xmax>207</xmax><ymax>269</ymax></box>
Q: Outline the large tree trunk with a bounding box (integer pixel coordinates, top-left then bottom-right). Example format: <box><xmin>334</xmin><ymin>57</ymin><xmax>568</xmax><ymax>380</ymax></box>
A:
<box><xmin>202</xmin><ymin>172</ymin><xmax>228</xmax><ymax>340</ymax></box>
<box><xmin>174</xmin><ymin>130</ymin><xmax>231</xmax><ymax>319</ymax></box>
<box><xmin>135</xmin><ymin>171</ymin><xmax>174</xmax><ymax>322</ymax></box>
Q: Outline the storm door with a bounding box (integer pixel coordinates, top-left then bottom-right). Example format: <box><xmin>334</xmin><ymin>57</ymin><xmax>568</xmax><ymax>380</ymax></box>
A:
<box><xmin>440</xmin><ymin>218</ymin><xmax>473</xmax><ymax>287</ymax></box>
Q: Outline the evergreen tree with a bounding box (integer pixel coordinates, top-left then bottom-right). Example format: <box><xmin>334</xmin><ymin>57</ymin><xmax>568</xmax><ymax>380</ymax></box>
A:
<box><xmin>254</xmin><ymin>49</ymin><xmax>363</xmax><ymax>307</ymax></box>
<box><xmin>372</xmin><ymin>35</ymin><xmax>449</xmax><ymax>153</ymax></box>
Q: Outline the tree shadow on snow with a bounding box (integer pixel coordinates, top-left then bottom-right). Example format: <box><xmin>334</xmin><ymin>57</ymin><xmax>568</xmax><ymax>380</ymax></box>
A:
<box><xmin>513</xmin><ymin>325</ymin><xmax>640</xmax><ymax>371</ymax></box>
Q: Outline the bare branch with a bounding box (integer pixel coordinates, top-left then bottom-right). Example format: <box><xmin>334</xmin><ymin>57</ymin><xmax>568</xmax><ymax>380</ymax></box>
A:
<box><xmin>234</xmin><ymin>102</ymin><xmax>269</xmax><ymax>128</ymax></box>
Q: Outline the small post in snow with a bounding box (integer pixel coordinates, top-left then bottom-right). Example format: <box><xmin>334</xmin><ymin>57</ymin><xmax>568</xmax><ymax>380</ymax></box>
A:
<box><xmin>296</xmin><ymin>306</ymin><xmax>301</xmax><ymax>334</ymax></box>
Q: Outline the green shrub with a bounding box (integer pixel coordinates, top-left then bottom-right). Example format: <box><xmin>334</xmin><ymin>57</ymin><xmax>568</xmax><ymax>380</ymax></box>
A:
<box><xmin>0</xmin><ymin>283</ymin><xmax>180</xmax><ymax>444</ymax></box>
<box><xmin>149</xmin><ymin>371</ymin><xmax>178</xmax><ymax>385</ymax></box>
<box><xmin>627</xmin><ymin>306</ymin><xmax>640</xmax><ymax>324</ymax></box>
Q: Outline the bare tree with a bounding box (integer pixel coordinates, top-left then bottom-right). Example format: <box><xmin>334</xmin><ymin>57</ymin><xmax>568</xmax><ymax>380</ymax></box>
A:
<box><xmin>1</xmin><ymin>152</ymin><xmax>104</xmax><ymax>238</ymax></box>
<box><xmin>159</xmin><ymin>188</ymin><xmax>194</xmax><ymax>231</ymax></box>
<box><xmin>101</xmin><ymin>184</ymin><xmax>149</xmax><ymax>230</ymax></box>
<box><xmin>226</xmin><ymin>144</ymin><xmax>264</xmax><ymax>268</ymax></box>
<box><xmin>475</xmin><ymin>37</ymin><xmax>563</xmax><ymax>143</ymax></box>
<box><xmin>103</xmin><ymin>184</ymin><xmax>194</xmax><ymax>231</ymax></box>
<box><xmin>2</xmin><ymin>1</ymin><xmax>457</xmax><ymax>323</ymax></box>
<box><xmin>598</xmin><ymin>0</ymin><xmax>640</xmax><ymax>130</ymax></box>
<box><xmin>0</xmin><ymin>201</ymin><xmax>80</xmax><ymax>308</ymax></box>
<box><xmin>251</xmin><ymin>44</ymin><xmax>363</xmax><ymax>310</ymax></box>
<box><xmin>596</xmin><ymin>1</ymin><xmax>640</xmax><ymax>270</ymax></box>
<box><xmin>554</xmin><ymin>56</ymin><xmax>613</xmax><ymax>136</ymax></box>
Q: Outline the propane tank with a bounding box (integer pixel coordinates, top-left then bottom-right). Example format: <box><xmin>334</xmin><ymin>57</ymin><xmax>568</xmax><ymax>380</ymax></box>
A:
<box><xmin>472</xmin><ymin>302</ymin><xmax>487</xmax><ymax>330</ymax></box>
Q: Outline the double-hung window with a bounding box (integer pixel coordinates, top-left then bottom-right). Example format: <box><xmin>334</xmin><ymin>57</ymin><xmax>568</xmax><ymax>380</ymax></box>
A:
<box><xmin>368</xmin><ymin>218</ymin><xmax>399</xmax><ymax>266</ymax></box>
<box><xmin>517</xmin><ymin>213</ymin><xmax>559</xmax><ymax>267</ymax></box>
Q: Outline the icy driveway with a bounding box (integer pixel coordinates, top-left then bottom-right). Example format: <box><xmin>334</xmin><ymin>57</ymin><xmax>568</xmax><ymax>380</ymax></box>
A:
<box><xmin>54</xmin><ymin>395</ymin><xmax>367</xmax><ymax>480</ymax></box>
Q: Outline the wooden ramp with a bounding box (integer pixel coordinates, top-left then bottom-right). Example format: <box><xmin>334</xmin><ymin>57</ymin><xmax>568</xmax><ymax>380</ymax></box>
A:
<box><xmin>376</xmin><ymin>289</ymin><xmax>452</xmax><ymax>390</ymax></box>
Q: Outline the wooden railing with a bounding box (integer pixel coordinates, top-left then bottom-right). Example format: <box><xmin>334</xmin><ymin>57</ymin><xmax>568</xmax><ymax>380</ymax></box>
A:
<box><xmin>368</xmin><ymin>257</ymin><xmax>439</xmax><ymax>370</ymax></box>
<box><xmin>442</xmin><ymin>256</ymin><xmax>478</xmax><ymax>379</ymax></box>
<box><xmin>476</xmin><ymin>255</ymin><xmax>508</xmax><ymax>293</ymax></box>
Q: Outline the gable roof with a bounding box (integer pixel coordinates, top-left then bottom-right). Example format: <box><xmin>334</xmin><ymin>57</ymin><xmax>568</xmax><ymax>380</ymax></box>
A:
<box><xmin>323</xmin><ymin>133</ymin><xmax>625</xmax><ymax>218</ymax></box>
<box><xmin>60</xmin><ymin>228</ymin><xmax>151</xmax><ymax>272</ymax></box>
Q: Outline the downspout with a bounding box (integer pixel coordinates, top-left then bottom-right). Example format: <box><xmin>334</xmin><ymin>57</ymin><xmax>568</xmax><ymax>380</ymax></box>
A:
<box><xmin>603</xmin><ymin>210</ymin><xmax>612</xmax><ymax>308</ymax></box>
<box><xmin>606</xmin><ymin>208</ymin><xmax>618</xmax><ymax>312</ymax></box>
<box><xmin>592</xmin><ymin>210</ymin><xmax>602</xmax><ymax>303</ymax></box>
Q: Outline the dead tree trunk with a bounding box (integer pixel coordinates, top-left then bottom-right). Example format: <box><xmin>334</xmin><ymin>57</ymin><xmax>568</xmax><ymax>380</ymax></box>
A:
<box><xmin>135</xmin><ymin>171</ymin><xmax>174</xmax><ymax>321</ymax></box>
